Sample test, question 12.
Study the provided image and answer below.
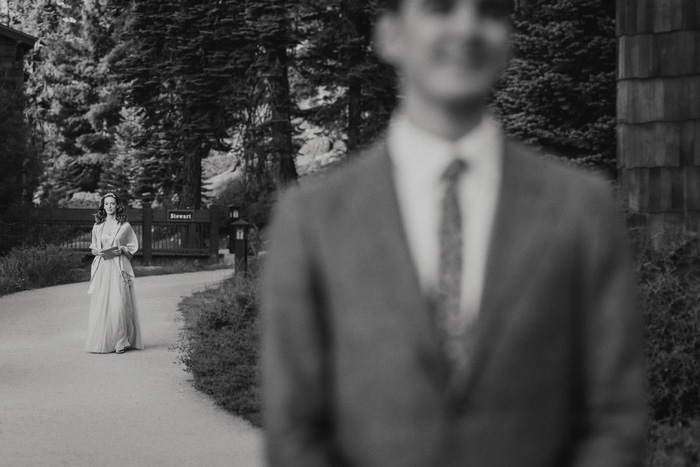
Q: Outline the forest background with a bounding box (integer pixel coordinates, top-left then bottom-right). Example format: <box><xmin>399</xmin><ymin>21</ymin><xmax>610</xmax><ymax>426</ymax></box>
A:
<box><xmin>1</xmin><ymin>0</ymin><xmax>616</xmax><ymax>228</ymax></box>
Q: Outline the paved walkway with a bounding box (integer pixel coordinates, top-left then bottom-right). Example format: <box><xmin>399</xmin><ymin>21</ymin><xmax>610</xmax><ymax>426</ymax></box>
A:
<box><xmin>0</xmin><ymin>270</ymin><xmax>264</xmax><ymax>467</ymax></box>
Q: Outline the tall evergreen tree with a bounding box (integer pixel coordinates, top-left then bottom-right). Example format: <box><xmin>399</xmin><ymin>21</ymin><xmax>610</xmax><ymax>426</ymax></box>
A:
<box><xmin>15</xmin><ymin>0</ymin><xmax>127</xmax><ymax>202</ymax></box>
<box><xmin>295</xmin><ymin>0</ymin><xmax>397</xmax><ymax>152</ymax></box>
<box><xmin>493</xmin><ymin>0</ymin><xmax>617</xmax><ymax>172</ymax></box>
<box><xmin>112</xmin><ymin>0</ymin><xmax>295</xmax><ymax>207</ymax></box>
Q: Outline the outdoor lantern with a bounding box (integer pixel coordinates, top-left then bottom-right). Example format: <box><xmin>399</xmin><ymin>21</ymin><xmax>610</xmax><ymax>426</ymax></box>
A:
<box><xmin>229</xmin><ymin>205</ymin><xmax>241</xmax><ymax>221</ymax></box>
<box><xmin>228</xmin><ymin>205</ymin><xmax>241</xmax><ymax>252</ymax></box>
<box><xmin>230</xmin><ymin>218</ymin><xmax>251</xmax><ymax>275</ymax></box>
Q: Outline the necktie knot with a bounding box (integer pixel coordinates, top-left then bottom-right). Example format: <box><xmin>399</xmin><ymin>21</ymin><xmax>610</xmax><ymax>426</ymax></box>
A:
<box><xmin>442</xmin><ymin>158</ymin><xmax>468</xmax><ymax>183</ymax></box>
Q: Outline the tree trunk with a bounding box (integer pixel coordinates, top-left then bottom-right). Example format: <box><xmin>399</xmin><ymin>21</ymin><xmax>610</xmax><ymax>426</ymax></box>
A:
<box><xmin>347</xmin><ymin>77</ymin><xmax>361</xmax><ymax>152</ymax></box>
<box><xmin>182</xmin><ymin>140</ymin><xmax>203</xmax><ymax>209</ymax></box>
<box><xmin>267</xmin><ymin>23</ymin><xmax>297</xmax><ymax>186</ymax></box>
<box><xmin>341</xmin><ymin>0</ymin><xmax>369</xmax><ymax>155</ymax></box>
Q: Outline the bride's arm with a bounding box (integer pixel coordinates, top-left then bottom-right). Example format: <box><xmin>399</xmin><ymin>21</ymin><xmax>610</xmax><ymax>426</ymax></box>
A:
<box><xmin>90</xmin><ymin>224</ymin><xmax>103</xmax><ymax>257</ymax></box>
<box><xmin>119</xmin><ymin>223</ymin><xmax>138</xmax><ymax>260</ymax></box>
<box><xmin>119</xmin><ymin>246</ymin><xmax>133</xmax><ymax>260</ymax></box>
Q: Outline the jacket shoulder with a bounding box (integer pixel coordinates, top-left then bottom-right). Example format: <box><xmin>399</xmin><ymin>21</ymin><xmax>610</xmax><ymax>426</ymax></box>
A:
<box><xmin>507</xmin><ymin>139</ymin><xmax>615</xmax><ymax>200</ymax></box>
<box><xmin>506</xmin><ymin>140</ymin><xmax>627</xmax><ymax>245</ymax></box>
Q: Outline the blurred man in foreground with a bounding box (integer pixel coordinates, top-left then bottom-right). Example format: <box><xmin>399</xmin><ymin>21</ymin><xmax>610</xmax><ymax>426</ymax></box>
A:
<box><xmin>262</xmin><ymin>0</ymin><xmax>646</xmax><ymax>466</ymax></box>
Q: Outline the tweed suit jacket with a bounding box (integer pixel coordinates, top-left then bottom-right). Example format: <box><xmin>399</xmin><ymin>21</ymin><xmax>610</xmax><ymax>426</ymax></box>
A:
<box><xmin>261</xmin><ymin>139</ymin><xmax>646</xmax><ymax>467</ymax></box>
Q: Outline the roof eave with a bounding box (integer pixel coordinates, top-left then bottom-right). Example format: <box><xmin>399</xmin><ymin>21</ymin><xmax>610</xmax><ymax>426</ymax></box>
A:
<box><xmin>0</xmin><ymin>24</ymin><xmax>38</xmax><ymax>48</ymax></box>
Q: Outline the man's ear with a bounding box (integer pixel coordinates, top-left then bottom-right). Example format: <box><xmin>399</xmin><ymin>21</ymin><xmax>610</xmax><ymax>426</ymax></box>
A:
<box><xmin>372</xmin><ymin>12</ymin><xmax>402</xmax><ymax>66</ymax></box>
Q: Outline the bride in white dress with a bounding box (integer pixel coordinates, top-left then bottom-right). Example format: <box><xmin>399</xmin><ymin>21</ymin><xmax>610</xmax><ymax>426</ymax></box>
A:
<box><xmin>85</xmin><ymin>193</ymin><xmax>143</xmax><ymax>354</ymax></box>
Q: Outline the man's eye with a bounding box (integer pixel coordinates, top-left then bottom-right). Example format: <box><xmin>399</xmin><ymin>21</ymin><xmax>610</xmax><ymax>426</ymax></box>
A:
<box><xmin>422</xmin><ymin>0</ymin><xmax>455</xmax><ymax>13</ymax></box>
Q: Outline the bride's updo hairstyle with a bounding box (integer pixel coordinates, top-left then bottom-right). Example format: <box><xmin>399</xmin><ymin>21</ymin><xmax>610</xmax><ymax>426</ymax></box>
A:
<box><xmin>94</xmin><ymin>193</ymin><xmax>128</xmax><ymax>224</ymax></box>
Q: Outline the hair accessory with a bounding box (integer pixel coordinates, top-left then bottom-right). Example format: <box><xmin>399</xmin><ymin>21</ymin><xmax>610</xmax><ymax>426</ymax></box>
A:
<box><xmin>103</xmin><ymin>192</ymin><xmax>116</xmax><ymax>199</ymax></box>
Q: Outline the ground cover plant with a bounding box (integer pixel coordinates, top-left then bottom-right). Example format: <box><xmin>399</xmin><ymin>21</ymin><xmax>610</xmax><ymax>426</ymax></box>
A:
<box><xmin>634</xmin><ymin>235</ymin><xmax>700</xmax><ymax>465</ymax></box>
<box><xmin>177</xmin><ymin>275</ymin><xmax>261</xmax><ymax>427</ymax></box>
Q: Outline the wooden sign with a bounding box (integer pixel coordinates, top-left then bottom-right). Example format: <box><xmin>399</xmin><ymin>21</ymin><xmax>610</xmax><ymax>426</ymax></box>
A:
<box><xmin>167</xmin><ymin>210</ymin><xmax>194</xmax><ymax>222</ymax></box>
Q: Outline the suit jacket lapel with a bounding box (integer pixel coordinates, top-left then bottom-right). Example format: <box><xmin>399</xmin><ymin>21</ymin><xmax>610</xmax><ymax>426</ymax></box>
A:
<box><xmin>453</xmin><ymin>139</ymin><xmax>555</xmax><ymax>401</ymax></box>
<box><xmin>358</xmin><ymin>145</ymin><xmax>452</xmax><ymax>392</ymax></box>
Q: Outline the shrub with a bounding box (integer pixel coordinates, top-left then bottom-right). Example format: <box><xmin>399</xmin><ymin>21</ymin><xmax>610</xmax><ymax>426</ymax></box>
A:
<box><xmin>0</xmin><ymin>243</ymin><xmax>83</xmax><ymax>296</ymax></box>
<box><xmin>646</xmin><ymin>421</ymin><xmax>700</xmax><ymax>467</ymax></box>
<box><xmin>633</xmin><ymin>234</ymin><xmax>700</xmax><ymax>424</ymax></box>
<box><xmin>178</xmin><ymin>275</ymin><xmax>261</xmax><ymax>426</ymax></box>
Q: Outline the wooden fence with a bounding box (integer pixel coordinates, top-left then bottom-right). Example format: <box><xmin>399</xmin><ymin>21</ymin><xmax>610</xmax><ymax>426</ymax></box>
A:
<box><xmin>3</xmin><ymin>204</ymin><xmax>224</xmax><ymax>262</ymax></box>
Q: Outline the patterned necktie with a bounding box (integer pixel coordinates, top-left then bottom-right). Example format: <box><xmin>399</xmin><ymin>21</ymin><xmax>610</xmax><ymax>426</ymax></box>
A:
<box><xmin>437</xmin><ymin>157</ymin><xmax>469</xmax><ymax>373</ymax></box>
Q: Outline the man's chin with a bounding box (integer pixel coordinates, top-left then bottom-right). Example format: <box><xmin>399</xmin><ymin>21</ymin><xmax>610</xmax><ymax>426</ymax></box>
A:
<box><xmin>430</xmin><ymin>87</ymin><xmax>491</xmax><ymax>110</ymax></box>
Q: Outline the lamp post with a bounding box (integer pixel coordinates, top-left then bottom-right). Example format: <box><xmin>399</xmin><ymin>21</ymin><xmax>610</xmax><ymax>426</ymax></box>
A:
<box><xmin>228</xmin><ymin>205</ymin><xmax>241</xmax><ymax>253</ymax></box>
<box><xmin>231</xmin><ymin>218</ymin><xmax>251</xmax><ymax>275</ymax></box>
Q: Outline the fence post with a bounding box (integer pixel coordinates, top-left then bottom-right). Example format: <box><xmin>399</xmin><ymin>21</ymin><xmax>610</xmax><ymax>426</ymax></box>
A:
<box><xmin>209</xmin><ymin>204</ymin><xmax>220</xmax><ymax>261</ymax></box>
<box><xmin>142</xmin><ymin>202</ymin><xmax>153</xmax><ymax>264</ymax></box>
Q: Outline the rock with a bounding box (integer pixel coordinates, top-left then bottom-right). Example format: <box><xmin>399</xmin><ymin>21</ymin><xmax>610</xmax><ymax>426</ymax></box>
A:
<box><xmin>299</xmin><ymin>137</ymin><xmax>332</xmax><ymax>157</ymax></box>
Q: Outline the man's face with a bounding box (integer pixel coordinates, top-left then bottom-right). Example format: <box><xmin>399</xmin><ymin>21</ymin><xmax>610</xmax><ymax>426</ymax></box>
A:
<box><xmin>376</xmin><ymin>0</ymin><xmax>511</xmax><ymax>107</ymax></box>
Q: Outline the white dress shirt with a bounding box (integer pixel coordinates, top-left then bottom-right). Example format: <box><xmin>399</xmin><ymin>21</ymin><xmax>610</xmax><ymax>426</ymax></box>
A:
<box><xmin>387</xmin><ymin>113</ymin><xmax>503</xmax><ymax>321</ymax></box>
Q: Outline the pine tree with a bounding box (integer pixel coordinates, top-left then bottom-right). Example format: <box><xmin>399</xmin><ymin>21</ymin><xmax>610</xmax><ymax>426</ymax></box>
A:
<box><xmin>295</xmin><ymin>0</ymin><xmax>397</xmax><ymax>152</ymax></box>
<box><xmin>493</xmin><ymin>0</ymin><xmax>617</xmax><ymax>172</ymax></box>
<box><xmin>15</xmin><ymin>0</ymin><xmax>127</xmax><ymax>202</ymax></box>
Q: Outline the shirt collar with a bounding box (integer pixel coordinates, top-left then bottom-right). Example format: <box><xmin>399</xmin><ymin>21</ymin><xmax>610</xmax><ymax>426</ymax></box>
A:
<box><xmin>387</xmin><ymin>112</ymin><xmax>502</xmax><ymax>184</ymax></box>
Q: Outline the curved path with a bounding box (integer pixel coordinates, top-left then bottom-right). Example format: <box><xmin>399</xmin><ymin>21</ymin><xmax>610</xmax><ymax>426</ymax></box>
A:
<box><xmin>0</xmin><ymin>270</ymin><xmax>264</xmax><ymax>467</ymax></box>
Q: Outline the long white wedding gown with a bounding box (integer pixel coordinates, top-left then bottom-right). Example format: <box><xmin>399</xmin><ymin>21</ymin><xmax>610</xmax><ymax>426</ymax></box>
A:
<box><xmin>85</xmin><ymin>221</ymin><xmax>143</xmax><ymax>353</ymax></box>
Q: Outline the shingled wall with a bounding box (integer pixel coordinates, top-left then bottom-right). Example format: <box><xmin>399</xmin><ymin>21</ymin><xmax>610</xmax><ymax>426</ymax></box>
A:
<box><xmin>617</xmin><ymin>0</ymin><xmax>700</xmax><ymax>247</ymax></box>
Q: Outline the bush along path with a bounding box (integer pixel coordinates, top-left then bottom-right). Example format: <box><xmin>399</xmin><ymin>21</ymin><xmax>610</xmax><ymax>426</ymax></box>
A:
<box><xmin>177</xmin><ymin>275</ymin><xmax>262</xmax><ymax>427</ymax></box>
<box><xmin>0</xmin><ymin>270</ymin><xmax>263</xmax><ymax>467</ymax></box>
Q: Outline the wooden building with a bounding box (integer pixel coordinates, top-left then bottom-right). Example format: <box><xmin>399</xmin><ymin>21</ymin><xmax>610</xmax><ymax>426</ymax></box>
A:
<box><xmin>0</xmin><ymin>23</ymin><xmax>37</xmax><ymax>90</ymax></box>
<box><xmin>617</xmin><ymin>0</ymin><xmax>700</xmax><ymax>247</ymax></box>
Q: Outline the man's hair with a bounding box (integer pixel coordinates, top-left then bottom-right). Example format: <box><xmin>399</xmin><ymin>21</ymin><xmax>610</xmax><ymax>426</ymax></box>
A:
<box><xmin>385</xmin><ymin>0</ymin><xmax>514</xmax><ymax>14</ymax></box>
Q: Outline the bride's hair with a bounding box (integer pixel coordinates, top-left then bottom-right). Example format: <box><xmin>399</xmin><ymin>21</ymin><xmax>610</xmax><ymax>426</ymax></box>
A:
<box><xmin>94</xmin><ymin>193</ymin><xmax>128</xmax><ymax>224</ymax></box>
